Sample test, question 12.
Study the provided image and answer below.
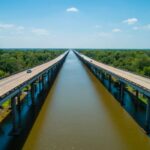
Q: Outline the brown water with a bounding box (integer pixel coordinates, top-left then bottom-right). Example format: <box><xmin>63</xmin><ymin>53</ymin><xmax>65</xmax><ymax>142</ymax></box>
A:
<box><xmin>23</xmin><ymin>51</ymin><xmax>150</xmax><ymax>150</ymax></box>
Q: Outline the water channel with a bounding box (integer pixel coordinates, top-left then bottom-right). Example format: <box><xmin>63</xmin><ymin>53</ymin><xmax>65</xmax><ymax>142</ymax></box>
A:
<box><xmin>23</xmin><ymin>51</ymin><xmax>150</xmax><ymax>150</ymax></box>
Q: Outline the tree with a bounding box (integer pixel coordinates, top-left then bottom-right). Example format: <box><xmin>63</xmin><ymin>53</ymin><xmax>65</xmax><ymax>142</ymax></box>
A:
<box><xmin>144</xmin><ymin>67</ymin><xmax>150</xmax><ymax>77</ymax></box>
<box><xmin>0</xmin><ymin>70</ymin><xmax>6</xmax><ymax>77</ymax></box>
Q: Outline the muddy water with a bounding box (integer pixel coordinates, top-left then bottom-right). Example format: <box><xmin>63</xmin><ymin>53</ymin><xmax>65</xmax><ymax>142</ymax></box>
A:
<box><xmin>23</xmin><ymin>51</ymin><xmax>150</xmax><ymax>150</ymax></box>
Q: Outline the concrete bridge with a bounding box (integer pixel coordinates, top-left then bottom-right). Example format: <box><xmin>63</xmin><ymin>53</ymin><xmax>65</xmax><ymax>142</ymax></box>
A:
<box><xmin>0</xmin><ymin>51</ymin><xmax>68</xmax><ymax>135</ymax></box>
<box><xmin>74</xmin><ymin>50</ymin><xmax>150</xmax><ymax>133</ymax></box>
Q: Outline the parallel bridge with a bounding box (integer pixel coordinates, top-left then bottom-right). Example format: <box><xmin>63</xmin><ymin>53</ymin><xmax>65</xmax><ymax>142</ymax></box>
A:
<box><xmin>74</xmin><ymin>50</ymin><xmax>150</xmax><ymax>133</ymax></box>
<box><xmin>0</xmin><ymin>51</ymin><xmax>68</xmax><ymax>135</ymax></box>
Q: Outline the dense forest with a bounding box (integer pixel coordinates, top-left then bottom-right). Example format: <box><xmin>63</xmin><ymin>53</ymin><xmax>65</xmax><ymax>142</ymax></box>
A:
<box><xmin>0</xmin><ymin>49</ymin><xmax>65</xmax><ymax>78</ymax></box>
<box><xmin>79</xmin><ymin>50</ymin><xmax>150</xmax><ymax>77</ymax></box>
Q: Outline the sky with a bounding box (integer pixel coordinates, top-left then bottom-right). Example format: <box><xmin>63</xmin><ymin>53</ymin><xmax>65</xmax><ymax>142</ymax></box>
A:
<box><xmin>0</xmin><ymin>0</ymin><xmax>150</xmax><ymax>48</ymax></box>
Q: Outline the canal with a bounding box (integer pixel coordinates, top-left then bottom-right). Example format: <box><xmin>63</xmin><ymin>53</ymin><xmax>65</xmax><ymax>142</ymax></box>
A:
<box><xmin>23</xmin><ymin>51</ymin><xmax>150</xmax><ymax>150</ymax></box>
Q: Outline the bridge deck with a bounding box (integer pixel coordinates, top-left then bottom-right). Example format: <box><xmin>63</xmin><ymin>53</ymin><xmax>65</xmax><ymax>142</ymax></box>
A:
<box><xmin>0</xmin><ymin>52</ymin><xmax>67</xmax><ymax>98</ymax></box>
<box><xmin>78</xmin><ymin>52</ymin><xmax>150</xmax><ymax>96</ymax></box>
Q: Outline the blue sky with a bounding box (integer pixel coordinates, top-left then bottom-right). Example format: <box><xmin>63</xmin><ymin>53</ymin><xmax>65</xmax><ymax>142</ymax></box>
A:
<box><xmin>0</xmin><ymin>0</ymin><xmax>150</xmax><ymax>48</ymax></box>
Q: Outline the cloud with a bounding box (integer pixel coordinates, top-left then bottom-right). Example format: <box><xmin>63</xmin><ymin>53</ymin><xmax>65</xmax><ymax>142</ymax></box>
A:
<box><xmin>112</xmin><ymin>28</ymin><xmax>121</xmax><ymax>32</ymax></box>
<box><xmin>31</xmin><ymin>28</ymin><xmax>49</xmax><ymax>35</ymax></box>
<box><xmin>0</xmin><ymin>23</ymin><xmax>15</xmax><ymax>29</ymax></box>
<box><xmin>0</xmin><ymin>23</ymin><xmax>25</xmax><ymax>35</ymax></box>
<box><xmin>0</xmin><ymin>23</ymin><xmax>25</xmax><ymax>32</ymax></box>
<box><xmin>66</xmin><ymin>7</ymin><xmax>79</xmax><ymax>13</ymax></box>
<box><xmin>123</xmin><ymin>18</ymin><xmax>138</xmax><ymax>25</ymax></box>
<box><xmin>0</xmin><ymin>23</ymin><xmax>50</xmax><ymax>37</ymax></box>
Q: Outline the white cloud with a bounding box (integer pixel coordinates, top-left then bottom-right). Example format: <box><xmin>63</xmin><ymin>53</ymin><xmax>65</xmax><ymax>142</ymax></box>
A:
<box><xmin>0</xmin><ymin>23</ymin><xmax>25</xmax><ymax>32</ymax></box>
<box><xmin>31</xmin><ymin>28</ymin><xmax>49</xmax><ymax>35</ymax></box>
<box><xmin>0</xmin><ymin>23</ymin><xmax>50</xmax><ymax>37</ymax></box>
<box><xmin>123</xmin><ymin>18</ymin><xmax>138</xmax><ymax>25</ymax></box>
<box><xmin>0</xmin><ymin>23</ymin><xmax>15</xmax><ymax>29</ymax></box>
<box><xmin>66</xmin><ymin>7</ymin><xmax>79</xmax><ymax>13</ymax></box>
<box><xmin>112</xmin><ymin>28</ymin><xmax>121</xmax><ymax>32</ymax></box>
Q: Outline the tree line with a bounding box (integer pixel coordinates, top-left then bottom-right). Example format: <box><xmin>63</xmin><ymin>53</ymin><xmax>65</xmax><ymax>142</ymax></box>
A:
<box><xmin>0</xmin><ymin>49</ymin><xmax>65</xmax><ymax>78</ymax></box>
<box><xmin>78</xmin><ymin>49</ymin><xmax>150</xmax><ymax>77</ymax></box>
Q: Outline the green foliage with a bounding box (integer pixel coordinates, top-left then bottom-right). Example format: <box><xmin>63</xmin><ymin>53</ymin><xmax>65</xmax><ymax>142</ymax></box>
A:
<box><xmin>143</xmin><ymin>66</ymin><xmax>150</xmax><ymax>77</ymax></box>
<box><xmin>79</xmin><ymin>49</ymin><xmax>150</xmax><ymax>77</ymax></box>
<box><xmin>0</xmin><ymin>70</ymin><xmax>6</xmax><ymax>77</ymax></box>
<box><xmin>0</xmin><ymin>49</ymin><xmax>65</xmax><ymax>78</ymax></box>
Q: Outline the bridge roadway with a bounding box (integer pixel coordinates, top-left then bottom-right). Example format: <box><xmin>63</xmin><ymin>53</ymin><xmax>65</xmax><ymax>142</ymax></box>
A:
<box><xmin>0</xmin><ymin>51</ymin><xmax>68</xmax><ymax>103</ymax></box>
<box><xmin>75</xmin><ymin>51</ymin><xmax>150</xmax><ymax>97</ymax></box>
<box><xmin>23</xmin><ymin>51</ymin><xmax>150</xmax><ymax>150</ymax></box>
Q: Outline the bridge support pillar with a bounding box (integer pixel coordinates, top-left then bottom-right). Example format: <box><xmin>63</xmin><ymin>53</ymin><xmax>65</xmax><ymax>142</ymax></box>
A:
<box><xmin>50</xmin><ymin>70</ymin><xmax>52</xmax><ymax>83</ymax></box>
<box><xmin>10</xmin><ymin>95</ymin><xmax>21</xmax><ymax>135</ymax></box>
<box><xmin>95</xmin><ymin>68</ymin><xmax>98</xmax><ymax>76</ymax></box>
<box><xmin>119</xmin><ymin>82</ymin><xmax>125</xmax><ymax>106</ymax></box>
<box><xmin>97</xmin><ymin>70</ymin><xmax>100</xmax><ymax>80</ymax></box>
<box><xmin>108</xmin><ymin>75</ymin><xmax>111</xmax><ymax>91</ymax></box>
<box><xmin>94</xmin><ymin>68</ymin><xmax>96</xmax><ymax>75</ymax></box>
<box><xmin>91</xmin><ymin>67</ymin><xmax>93</xmax><ymax>72</ymax></box>
<box><xmin>55</xmin><ymin>64</ymin><xmax>59</xmax><ymax>74</ymax></box>
<box><xmin>101</xmin><ymin>72</ymin><xmax>105</xmax><ymax>83</ymax></box>
<box><xmin>17</xmin><ymin>92</ymin><xmax>21</xmax><ymax>128</ymax></box>
<box><xmin>51</xmin><ymin>67</ymin><xmax>55</xmax><ymax>81</ymax></box>
<box><xmin>96</xmin><ymin>69</ymin><xmax>99</xmax><ymax>78</ymax></box>
<box><xmin>91</xmin><ymin>66</ymin><xmax>94</xmax><ymax>73</ymax></box>
<box><xmin>47</xmin><ymin>71</ymin><xmax>51</xmax><ymax>86</ymax></box>
<box><xmin>146</xmin><ymin>97</ymin><xmax>150</xmax><ymax>134</ymax></box>
<box><xmin>38</xmin><ymin>77</ymin><xmax>41</xmax><ymax>91</ymax></box>
<box><xmin>39</xmin><ymin>77</ymin><xmax>43</xmax><ymax>91</ymax></box>
<box><xmin>31</xmin><ymin>82</ymin><xmax>36</xmax><ymax>106</ymax></box>
<box><xmin>94</xmin><ymin>67</ymin><xmax>96</xmax><ymax>76</ymax></box>
<box><xmin>136</xmin><ymin>90</ymin><xmax>139</xmax><ymax>98</ymax></box>
<box><xmin>135</xmin><ymin>90</ymin><xmax>139</xmax><ymax>110</ymax></box>
<box><xmin>54</xmin><ymin>65</ymin><xmax>57</xmax><ymax>74</ymax></box>
<box><xmin>42</xmin><ymin>75</ymin><xmax>45</xmax><ymax>90</ymax></box>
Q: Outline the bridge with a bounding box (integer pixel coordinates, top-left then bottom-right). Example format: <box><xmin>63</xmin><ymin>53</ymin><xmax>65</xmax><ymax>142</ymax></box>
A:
<box><xmin>0</xmin><ymin>51</ymin><xmax>68</xmax><ymax>135</ymax></box>
<box><xmin>74</xmin><ymin>51</ymin><xmax>150</xmax><ymax>133</ymax></box>
<box><xmin>0</xmin><ymin>50</ymin><xmax>150</xmax><ymax>149</ymax></box>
